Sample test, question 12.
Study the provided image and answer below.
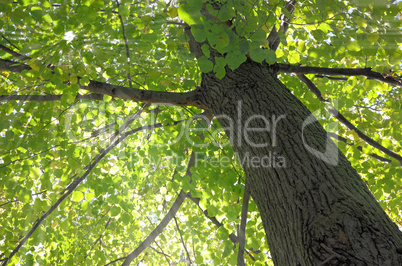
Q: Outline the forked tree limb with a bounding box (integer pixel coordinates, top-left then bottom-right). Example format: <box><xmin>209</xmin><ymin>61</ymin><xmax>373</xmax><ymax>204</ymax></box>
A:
<box><xmin>278</xmin><ymin>63</ymin><xmax>402</xmax><ymax>87</ymax></box>
<box><xmin>297</xmin><ymin>74</ymin><xmax>402</xmax><ymax>165</ymax></box>
<box><xmin>186</xmin><ymin>192</ymin><xmax>256</xmax><ymax>262</ymax></box>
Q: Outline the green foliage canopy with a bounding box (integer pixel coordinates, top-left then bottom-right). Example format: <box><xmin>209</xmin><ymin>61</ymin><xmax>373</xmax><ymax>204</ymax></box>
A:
<box><xmin>0</xmin><ymin>0</ymin><xmax>401</xmax><ymax>265</ymax></box>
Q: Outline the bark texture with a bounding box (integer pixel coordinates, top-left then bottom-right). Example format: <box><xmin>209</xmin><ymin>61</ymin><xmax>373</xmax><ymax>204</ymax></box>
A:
<box><xmin>199</xmin><ymin>60</ymin><xmax>402</xmax><ymax>265</ymax></box>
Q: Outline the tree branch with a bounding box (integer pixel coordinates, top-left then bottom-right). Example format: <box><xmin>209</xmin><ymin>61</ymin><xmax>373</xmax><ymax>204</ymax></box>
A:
<box><xmin>0</xmin><ymin>93</ymin><xmax>104</xmax><ymax>102</ymax></box>
<box><xmin>237</xmin><ymin>178</ymin><xmax>250</xmax><ymax>266</ymax></box>
<box><xmin>0</xmin><ymin>58</ymin><xmax>206</xmax><ymax>108</ymax></box>
<box><xmin>278</xmin><ymin>63</ymin><xmax>402</xmax><ymax>87</ymax></box>
<box><xmin>104</xmin><ymin>257</ymin><xmax>126</xmax><ymax>266</ymax></box>
<box><xmin>267</xmin><ymin>0</ymin><xmax>297</xmax><ymax>51</ymax></box>
<box><xmin>0</xmin><ymin>43</ymin><xmax>30</xmax><ymax>61</ymax></box>
<box><xmin>315</xmin><ymin>74</ymin><xmax>348</xmax><ymax>81</ymax></box>
<box><xmin>186</xmin><ymin>193</ymin><xmax>256</xmax><ymax>261</ymax></box>
<box><xmin>297</xmin><ymin>74</ymin><xmax>328</xmax><ymax>102</ymax></box>
<box><xmin>150</xmin><ymin>242</ymin><xmax>171</xmax><ymax>264</ymax></box>
<box><xmin>115</xmin><ymin>0</ymin><xmax>133</xmax><ymax>89</ymax></box>
<box><xmin>174</xmin><ymin>216</ymin><xmax>192</xmax><ymax>264</ymax></box>
<box><xmin>186</xmin><ymin>193</ymin><xmax>239</xmax><ymax>242</ymax></box>
<box><xmin>297</xmin><ymin>74</ymin><xmax>402</xmax><ymax>165</ymax></box>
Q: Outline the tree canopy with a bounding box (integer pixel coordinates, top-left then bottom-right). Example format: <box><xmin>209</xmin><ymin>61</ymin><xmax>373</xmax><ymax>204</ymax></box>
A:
<box><xmin>0</xmin><ymin>0</ymin><xmax>401</xmax><ymax>265</ymax></box>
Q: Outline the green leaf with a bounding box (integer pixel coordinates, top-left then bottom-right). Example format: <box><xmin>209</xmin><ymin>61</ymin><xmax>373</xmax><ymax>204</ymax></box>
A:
<box><xmin>197</xmin><ymin>56</ymin><xmax>213</xmax><ymax>73</ymax></box>
<box><xmin>249</xmin><ymin>48</ymin><xmax>266</xmax><ymax>63</ymax></box>
<box><xmin>79</xmin><ymin>76</ymin><xmax>90</xmax><ymax>86</ymax></box>
<box><xmin>118</xmin><ymin>6</ymin><xmax>130</xmax><ymax>17</ymax></box>
<box><xmin>214</xmin><ymin>56</ymin><xmax>226</xmax><ymax>79</ymax></box>
<box><xmin>226</xmin><ymin>51</ymin><xmax>247</xmax><ymax>70</ymax></box>
<box><xmin>103</xmin><ymin>95</ymin><xmax>112</xmax><ymax>102</ymax></box>
<box><xmin>264</xmin><ymin>49</ymin><xmax>276</xmax><ymax>64</ymax></box>
<box><xmin>42</xmin><ymin>14</ymin><xmax>52</xmax><ymax>23</ymax></box>
<box><xmin>382</xmin><ymin>138</ymin><xmax>392</xmax><ymax>149</ymax></box>
<box><xmin>191</xmin><ymin>24</ymin><xmax>207</xmax><ymax>42</ymax></box>
<box><xmin>251</xmin><ymin>28</ymin><xmax>267</xmax><ymax>46</ymax></box>
<box><xmin>195</xmin><ymin>255</ymin><xmax>203</xmax><ymax>264</ymax></box>
<box><xmin>61</xmin><ymin>93</ymin><xmax>75</xmax><ymax>107</ymax></box>
<box><xmin>85</xmin><ymin>192</ymin><xmax>94</xmax><ymax>201</ymax></box>
<box><xmin>110</xmin><ymin>206</ymin><xmax>121</xmax><ymax>216</ymax></box>
<box><xmin>30</xmin><ymin>6</ymin><xmax>42</xmax><ymax>22</ymax></box>
<box><xmin>178</xmin><ymin>4</ymin><xmax>201</xmax><ymax>25</ymax></box>
<box><xmin>72</xmin><ymin>191</ymin><xmax>84</xmax><ymax>202</ymax></box>
<box><xmin>29</xmin><ymin>167</ymin><xmax>41</xmax><ymax>178</ymax></box>
<box><xmin>201</xmin><ymin>44</ymin><xmax>210</xmax><ymax>57</ymax></box>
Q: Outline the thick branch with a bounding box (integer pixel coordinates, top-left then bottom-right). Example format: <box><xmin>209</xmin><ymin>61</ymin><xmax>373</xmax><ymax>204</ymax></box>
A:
<box><xmin>0</xmin><ymin>93</ymin><xmax>104</xmax><ymax>102</ymax></box>
<box><xmin>297</xmin><ymin>74</ymin><xmax>402</xmax><ymax>165</ymax></box>
<box><xmin>0</xmin><ymin>58</ymin><xmax>206</xmax><ymax>108</ymax></box>
<box><xmin>278</xmin><ymin>63</ymin><xmax>402</xmax><ymax>87</ymax></box>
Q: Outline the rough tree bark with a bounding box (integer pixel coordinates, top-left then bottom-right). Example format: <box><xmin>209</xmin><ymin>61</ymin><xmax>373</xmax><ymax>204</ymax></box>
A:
<box><xmin>198</xmin><ymin>60</ymin><xmax>402</xmax><ymax>265</ymax></box>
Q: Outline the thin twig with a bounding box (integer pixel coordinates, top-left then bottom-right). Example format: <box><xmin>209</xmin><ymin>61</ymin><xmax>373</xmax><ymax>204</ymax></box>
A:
<box><xmin>1</xmin><ymin>35</ymin><xmax>20</xmax><ymax>50</ymax></box>
<box><xmin>115</xmin><ymin>0</ymin><xmax>133</xmax><ymax>89</ymax></box>
<box><xmin>186</xmin><ymin>193</ymin><xmax>256</xmax><ymax>261</ymax></box>
<box><xmin>237</xmin><ymin>178</ymin><xmax>250</xmax><ymax>266</ymax></box>
<box><xmin>150</xmin><ymin>242</ymin><xmax>171</xmax><ymax>264</ymax></box>
<box><xmin>174</xmin><ymin>217</ymin><xmax>192</xmax><ymax>264</ymax></box>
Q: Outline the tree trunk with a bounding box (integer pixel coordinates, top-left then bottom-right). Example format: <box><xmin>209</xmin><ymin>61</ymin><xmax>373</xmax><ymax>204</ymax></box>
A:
<box><xmin>199</xmin><ymin>60</ymin><xmax>402</xmax><ymax>265</ymax></box>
